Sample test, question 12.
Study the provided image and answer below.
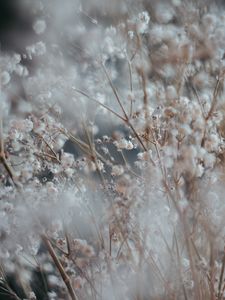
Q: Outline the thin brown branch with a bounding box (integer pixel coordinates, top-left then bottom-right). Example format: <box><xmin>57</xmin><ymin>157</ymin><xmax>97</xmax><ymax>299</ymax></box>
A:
<box><xmin>206</xmin><ymin>76</ymin><xmax>223</xmax><ymax>121</ymax></box>
<box><xmin>72</xmin><ymin>87</ymin><xmax>126</xmax><ymax>122</ymax></box>
<box><xmin>164</xmin><ymin>182</ymin><xmax>202</xmax><ymax>300</ymax></box>
<box><xmin>217</xmin><ymin>247</ymin><xmax>225</xmax><ymax>300</ymax></box>
<box><xmin>60</xmin><ymin>129</ymin><xmax>112</xmax><ymax>167</ymax></box>
<box><xmin>0</xmin><ymin>118</ymin><xmax>18</xmax><ymax>186</ymax></box>
<box><xmin>37</xmin><ymin>133</ymin><xmax>61</xmax><ymax>163</ymax></box>
<box><xmin>127</xmin><ymin>120</ymin><xmax>147</xmax><ymax>151</ymax></box>
<box><xmin>82</xmin><ymin>121</ymin><xmax>106</xmax><ymax>188</ymax></box>
<box><xmin>41</xmin><ymin>234</ymin><xmax>78</xmax><ymax>300</ymax></box>
<box><xmin>0</xmin><ymin>266</ymin><xmax>22</xmax><ymax>300</ymax></box>
<box><xmin>189</xmin><ymin>80</ymin><xmax>206</xmax><ymax>119</ymax></box>
<box><xmin>73</xmin><ymin>87</ymin><xmax>149</xmax><ymax>153</ymax></box>
<box><xmin>34</xmin><ymin>152</ymin><xmax>61</xmax><ymax>162</ymax></box>
<box><xmin>101</xmin><ymin>62</ymin><xmax>129</xmax><ymax>120</ymax></box>
<box><xmin>101</xmin><ymin>63</ymin><xmax>151</xmax><ymax>152</ymax></box>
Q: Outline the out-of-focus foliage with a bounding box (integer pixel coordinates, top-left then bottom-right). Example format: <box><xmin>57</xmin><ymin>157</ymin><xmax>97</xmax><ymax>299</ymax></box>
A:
<box><xmin>1</xmin><ymin>1</ymin><xmax>225</xmax><ymax>299</ymax></box>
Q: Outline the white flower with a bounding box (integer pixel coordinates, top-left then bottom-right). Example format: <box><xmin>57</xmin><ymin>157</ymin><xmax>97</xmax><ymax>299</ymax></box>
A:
<box><xmin>137</xmin><ymin>11</ymin><xmax>150</xmax><ymax>34</ymax></box>
<box><xmin>28</xmin><ymin>292</ymin><xmax>37</xmax><ymax>300</ymax></box>
<box><xmin>46</xmin><ymin>182</ymin><xmax>58</xmax><ymax>194</ymax></box>
<box><xmin>182</xmin><ymin>258</ymin><xmax>190</xmax><ymax>268</ymax></box>
<box><xmin>33</xmin><ymin>121</ymin><xmax>46</xmax><ymax>134</ymax></box>
<box><xmin>114</xmin><ymin>138</ymin><xmax>134</xmax><ymax>150</ymax></box>
<box><xmin>47</xmin><ymin>292</ymin><xmax>57</xmax><ymax>300</ymax></box>
<box><xmin>195</xmin><ymin>164</ymin><xmax>204</xmax><ymax>177</ymax></box>
<box><xmin>149</xmin><ymin>25</ymin><xmax>164</xmax><ymax>45</ymax></box>
<box><xmin>178</xmin><ymin>124</ymin><xmax>192</xmax><ymax>136</ymax></box>
<box><xmin>111</xmin><ymin>165</ymin><xmax>124</xmax><ymax>176</ymax></box>
<box><xmin>26</xmin><ymin>41</ymin><xmax>46</xmax><ymax>59</ymax></box>
<box><xmin>1</xmin><ymin>71</ymin><xmax>10</xmax><ymax>85</ymax></box>
<box><xmin>137</xmin><ymin>151</ymin><xmax>148</xmax><ymax>161</ymax></box>
<box><xmin>61</xmin><ymin>153</ymin><xmax>74</xmax><ymax>168</ymax></box>
<box><xmin>166</xmin><ymin>85</ymin><xmax>178</xmax><ymax>100</ymax></box>
<box><xmin>155</xmin><ymin>3</ymin><xmax>175</xmax><ymax>24</ymax></box>
<box><xmin>204</xmin><ymin>134</ymin><xmax>220</xmax><ymax>152</ymax></box>
<box><xmin>96</xmin><ymin>159</ymin><xmax>104</xmax><ymax>171</ymax></box>
<box><xmin>33</xmin><ymin>19</ymin><xmax>46</xmax><ymax>35</ymax></box>
<box><xmin>11</xmin><ymin>141</ymin><xmax>21</xmax><ymax>151</ymax></box>
<box><xmin>23</xmin><ymin>119</ymin><xmax>33</xmax><ymax>132</ymax></box>
<box><xmin>54</xmin><ymin>136</ymin><xmax>67</xmax><ymax>151</ymax></box>
<box><xmin>128</xmin><ymin>31</ymin><xmax>134</xmax><ymax>39</ymax></box>
<box><xmin>204</xmin><ymin>153</ymin><xmax>216</xmax><ymax>168</ymax></box>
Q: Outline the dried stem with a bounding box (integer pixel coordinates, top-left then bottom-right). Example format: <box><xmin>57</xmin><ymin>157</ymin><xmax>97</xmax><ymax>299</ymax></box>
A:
<box><xmin>217</xmin><ymin>248</ymin><xmax>225</xmax><ymax>299</ymax></box>
<box><xmin>41</xmin><ymin>234</ymin><xmax>78</xmax><ymax>300</ymax></box>
<box><xmin>0</xmin><ymin>118</ymin><xmax>18</xmax><ymax>186</ymax></box>
<box><xmin>72</xmin><ymin>87</ymin><xmax>126</xmax><ymax>122</ymax></box>
<box><xmin>101</xmin><ymin>62</ymin><xmax>129</xmax><ymax>120</ymax></box>
<box><xmin>0</xmin><ymin>266</ymin><xmax>22</xmax><ymax>300</ymax></box>
<box><xmin>206</xmin><ymin>75</ymin><xmax>223</xmax><ymax>121</ymax></box>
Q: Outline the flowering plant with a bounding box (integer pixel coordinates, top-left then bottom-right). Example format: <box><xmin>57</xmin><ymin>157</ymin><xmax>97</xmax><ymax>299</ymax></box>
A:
<box><xmin>1</xmin><ymin>1</ymin><xmax>225</xmax><ymax>299</ymax></box>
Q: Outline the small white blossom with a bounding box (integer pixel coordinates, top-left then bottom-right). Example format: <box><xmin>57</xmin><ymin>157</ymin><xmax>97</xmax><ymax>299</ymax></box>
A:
<box><xmin>166</xmin><ymin>85</ymin><xmax>178</xmax><ymax>100</ymax></box>
<box><xmin>23</xmin><ymin>119</ymin><xmax>33</xmax><ymax>132</ymax></box>
<box><xmin>204</xmin><ymin>153</ymin><xmax>216</xmax><ymax>168</ymax></box>
<box><xmin>114</xmin><ymin>139</ymin><xmax>134</xmax><ymax>150</ymax></box>
<box><xmin>137</xmin><ymin>11</ymin><xmax>150</xmax><ymax>33</ymax></box>
<box><xmin>128</xmin><ymin>31</ymin><xmax>134</xmax><ymax>39</ymax></box>
<box><xmin>155</xmin><ymin>3</ymin><xmax>175</xmax><ymax>24</ymax></box>
<box><xmin>61</xmin><ymin>153</ymin><xmax>74</xmax><ymax>168</ymax></box>
<box><xmin>33</xmin><ymin>121</ymin><xmax>46</xmax><ymax>134</ymax></box>
<box><xmin>65</xmin><ymin>167</ymin><xmax>74</xmax><ymax>177</ymax></box>
<box><xmin>28</xmin><ymin>292</ymin><xmax>37</xmax><ymax>300</ymax></box>
<box><xmin>48</xmin><ymin>292</ymin><xmax>57</xmax><ymax>300</ymax></box>
<box><xmin>11</xmin><ymin>141</ymin><xmax>22</xmax><ymax>151</ymax></box>
<box><xmin>204</xmin><ymin>134</ymin><xmax>220</xmax><ymax>152</ymax></box>
<box><xmin>111</xmin><ymin>165</ymin><xmax>124</xmax><ymax>176</ymax></box>
<box><xmin>33</xmin><ymin>19</ymin><xmax>46</xmax><ymax>34</ymax></box>
<box><xmin>1</xmin><ymin>71</ymin><xmax>10</xmax><ymax>85</ymax></box>
<box><xmin>195</xmin><ymin>164</ymin><xmax>204</xmax><ymax>177</ymax></box>
<box><xmin>26</xmin><ymin>41</ymin><xmax>46</xmax><ymax>59</ymax></box>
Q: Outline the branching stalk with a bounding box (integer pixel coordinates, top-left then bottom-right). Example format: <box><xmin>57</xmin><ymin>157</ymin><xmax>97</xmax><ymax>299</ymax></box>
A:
<box><xmin>42</xmin><ymin>235</ymin><xmax>78</xmax><ymax>300</ymax></box>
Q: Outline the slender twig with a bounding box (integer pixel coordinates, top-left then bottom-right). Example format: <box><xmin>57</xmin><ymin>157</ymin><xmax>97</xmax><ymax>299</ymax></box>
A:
<box><xmin>37</xmin><ymin>133</ymin><xmax>61</xmax><ymax>163</ymax></box>
<box><xmin>206</xmin><ymin>76</ymin><xmax>223</xmax><ymax>121</ymax></box>
<box><xmin>33</xmin><ymin>257</ymin><xmax>49</xmax><ymax>299</ymax></box>
<box><xmin>73</xmin><ymin>87</ymin><xmax>149</xmax><ymax>153</ymax></box>
<box><xmin>60</xmin><ymin>129</ymin><xmax>112</xmax><ymax>166</ymax></box>
<box><xmin>82</xmin><ymin>121</ymin><xmax>106</xmax><ymax>187</ymax></box>
<box><xmin>189</xmin><ymin>80</ymin><xmax>206</xmax><ymax>119</ymax></box>
<box><xmin>0</xmin><ymin>117</ymin><xmax>4</xmax><ymax>153</ymax></box>
<box><xmin>101</xmin><ymin>62</ymin><xmax>129</xmax><ymax>120</ymax></box>
<box><xmin>34</xmin><ymin>152</ymin><xmax>61</xmax><ymax>162</ymax></box>
<box><xmin>0</xmin><ymin>118</ymin><xmax>18</xmax><ymax>186</ymax></box>
<box><xmin>127</xmin><ymin>57</ymin><xmax>133</xmax><ymax>118</ymax></box>
<box><xmin>136</xmin><ymin>67</ymin><xmax>148</xmax><ymax>116</ymax></box>
<box><xmin>41</xmin><ymin>234</ymin><xmax>78</xmax><ymax>300</ymax></box>
<box><xmin>164</xmin><ymin>181</ymin><xmax>202</xmax><ymax>300</ymax></box>
<box><xmin>120</xmin><ymin>150</ymin><xmax>143</xmax><ymax>179</ymax></box>
<box><xmin>0</xmin><ymin>267</ymin><xmax>22</xmax><ymax>300</ymax></box>
<box><xmin>101</xmin><ymin>63</ymin><xmax>151</xmax><ymax>153</ymax></box>
<box><xmin>174</xmin><ymin>231</ymin><xmax>189</xmax><ymax>300</ymax></box>
<box><xmin>218</xmin><ymin>248</ymin><xmax>225</xmax><ymax>299</ymax></box>
<box><xmin>72</xmin><ymin>88</ymin><xmax>126</xmax><ymax>122</ymax></box>
<box><xmin>127</xmin><ymin>120</ymin><xmax>147</xmax><ymax>151</ymax></box>
<box><xmin>127</xmin><ymin>58</ymin><xmax>133</xmax><ymax>93</ymax></box>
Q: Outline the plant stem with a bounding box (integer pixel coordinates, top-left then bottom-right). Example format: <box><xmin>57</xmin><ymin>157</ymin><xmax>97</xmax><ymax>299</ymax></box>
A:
<box><xmin>42</xmin><ymin>234</ymin><xmax>78</xmax><ymax>300</ymax></box>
